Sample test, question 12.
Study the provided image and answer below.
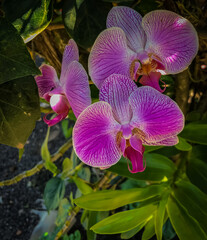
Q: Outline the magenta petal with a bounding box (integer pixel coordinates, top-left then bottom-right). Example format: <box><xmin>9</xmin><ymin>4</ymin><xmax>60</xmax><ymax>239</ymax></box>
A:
<box><xmin>143</xmin><ymin>10</ymin><xmax>199</xmax><ymax>74</ymax></box>
<box><xmin>107</xmin><ymin>6</ymin><xmax>147</xmax><ymax>52</ymax></box>
<box><xmin>60</xmin><ymin>39</ymin><xmax>79</xmax><ymax>80</ymax></box>
<box><xmin>139</xmin><ymin>72</ymin><xmax>166</xmax><ymax>92</ymax></box>
<box><xmin>129</xmin><ymin>86</ymin><xmax>184</xmax><ymax>143</ymax></box>
<box><xmin>143</xmin><ymin>135</ymin><xmax>179</xmax><ymax>146</ymax></box>
<box><xmin>89</xmin><ymin>27</ymin><xmax>136</xmax><ymax>89</ymax></box>
<box><xmin>73</xmin><ymin>102</ymin><xmax>122</xmax><ymax>167</ymax></box>
<box><xmin>99</xmin><ymin>74</ymin><xmax>137</xmax><ymax>124</ymax></box>
<box><xmin>35</xmin><ymin>64</ymin><xmax>59</xmax><ymax>98</ymax></box>
<box><xmin>125</xmin><ymin>146</ymin><xmax>146</xmax><ymax>173</ymax></box>
<box><xmin>43</xmin><ymin>112</ymin><xmax>68</xmax><ymax>126</ymax></box>
<box><xmin>62</xmin><ymin>61</ymin><xmax>91</xmax><ymax>118</ymax></box>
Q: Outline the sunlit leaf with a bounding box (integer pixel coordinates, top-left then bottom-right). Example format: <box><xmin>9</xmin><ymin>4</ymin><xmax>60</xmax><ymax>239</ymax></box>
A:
<box><xmin>74</xmin><ymin>184</ymin><xmax>165</xmax><ymax>211</ymax></box>
<box><xmin>109</xmin><ymin>153</ymin><xmax>176</xmax><ymax>182</ymax></box>
<box><xmin>121</xmin><ymin>221</ymin><xmax>146</xmax><ymax>239</ymax></box>
<box><xmin>91</xmin><ymin>204</ymin><xmax>156</xmax><ymax>234</ymax></box>
<box><xmin>180</xmin><ymin>121</ymin><xmax>207</xmax><ymax>145</ymax></box>
<box><xmin>3</xmin><ymin>0</ymin><xmax>53</xmax><ymax>42</ymax></box>
<box><xmin>155</xmin><ymin>192</ymin><xmax>169</xmax><ymax>240</ymax></box>
<box><xmin>175</xmin><ymin>136</ymin><xmax>192</xmax><ymax>151</ymax></box>
<box><xmin>167</xmin><ymin>195</ymin><xmax>207</xmax><ymax>240</ymax></box>
<box><xmin>72</xmin><ymin>176</ymin><xmax>93</xmax><ymax>195</ymax></box>
<box><xmin>142</xmin><ymin>216</ymin><xmax>155</xmax><ymax>240</ymax></box>
<box><xmin>0</xmin><ymin>76</ymin><xmax>40</xmax><ymax>148</ymax></box>
<box><xmin>0</xmin><ymin>18</ymin><xmax>40</xmax><ymax>84</ymax></box>
<box><xmin>44</xmin><ymin>177</ymin><xmax>65</xmax><ymax>211</ymax></box>
<box><xmin>61</xmin><ymin>157</ymin><xmax>73</xmax><ymax>179</ymax></box>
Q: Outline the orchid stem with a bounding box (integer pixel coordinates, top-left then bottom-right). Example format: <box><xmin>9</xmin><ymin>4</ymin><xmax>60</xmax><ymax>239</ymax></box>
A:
<box><xmin>0</xmin><ymin>139</ymin><xmax>72</xmax><ymax>187</ymax></box>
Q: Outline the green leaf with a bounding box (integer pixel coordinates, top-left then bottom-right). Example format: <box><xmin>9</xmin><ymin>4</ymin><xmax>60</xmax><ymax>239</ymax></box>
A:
<box><xmin>62</xmin><ymin>0</ymin><xmax>110</xmax><ymax>49</ymax></box>
<box><xmin>61</xmin><ymin>157</ymin><xmax>73</xmax><ymax>179</ymax></box>
<box><xmin>162</xmin><ymin>218</ymin><xmax>176</xmax><ymax>240</ymax></box>
<box><xmin>72</xmin><ymin>176</ymin><xmax>93</xmax><ymax>195</ymax></box>
<box><xmin>74</xmin><ymin>184</ymin><xmax>165</xmax><ymax>211</ymax></box>
<box><xmin>55</xmin><ymin>198</ymin><xmax>71</xmax><ymax>226</ymax></box>
<box><xmin>167</xmin><ymin>195</ymin><xmax>207</xmax><ymax>240</ymax></box>
<box><xmin>3</xmin><ymin>0</ymin><xmax>53</xmax><ymax>42</ymax></box>
<box><xmin>61</xmin><ymin>120</ymin><xmax>73</xmax><ymax>139</ymax></box>
<box><xmin>41</xmin><ymin>127</ymin><xmax>58</xmax><ymax>175</ymax></box>
<box><xmin>0</xmin><ymin>18</ymin><xmax>40</xmax><ymax>84</ymax></box>
<box><xmin>18</xmin><ymin>147</ymin><xmax>24</xmax><ymax>161</ymax></box>
<box><xmin>187</xmin><ymin>145</ymin><xmax>207</xmax><ymax>193</ymax></box>
<box><xmin>109</xmin><ymin>153</ymin><xmax>176</xmax><ymax>182</ymax></box>
<box><xmin>91</xmin><ymin>204</ymin><xmax>156</xmax><ymax>234</ymax></box>
<box><xmin>180</xmin><ymin>121</ymin><xmax>207</xmax><ymax>145</ymax></box>
<box><xmin>44</xmin><ymin>177</ymin><xmax>65</xmax><ymax>211</ymax></box>
<box><xmin>175</xmin><ymin>136</ymin><xmax>192</xmax><ymax>151</ymax></box>
<box><xmin>173</xmin><ymin>180</ymin><xmax>207</xmax><ymax>235</ymax></box>
<box><xmin>155</xmin><ymin>192</ymin><xmax>169</xmax><ymax>240</ymax></box>
<box><xmin>144</xmin><ymin>145</ymin><xmax>163</xmax><ymax>153</ymax></box>
<box><xmin>0</xmin><ymin>76</ymin><xmax>40</xmax><ymax>148</ymax></box>
<box><xmin>87</xmin><ymin>211</ymin><xmax>97</xmax><ymax>240</ymax></box>
<box><xmin>142</xmin><ymin>216</ymin><xmax>155</xmax><ymax>240</ymax></box>
<box><xmin>121</xmin><ymin>221</ymin><xmax>146</xmax><ymax>239</ymax></box>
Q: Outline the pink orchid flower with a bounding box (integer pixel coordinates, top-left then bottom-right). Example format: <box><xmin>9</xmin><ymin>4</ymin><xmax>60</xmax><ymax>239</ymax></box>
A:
<box><xmin>89</xmin><ymin>7</ymin><xmax>198</xmax><ymax>92</ymax></box>
<box><xmin>73</xmin><ymin>74</ymin><xmax>184</xmax><ymax>173</ymax></box>
<box><xmin>35</xmin><ymin>39</ymin><xmax>91</xmax><ymax>126</ymax></box>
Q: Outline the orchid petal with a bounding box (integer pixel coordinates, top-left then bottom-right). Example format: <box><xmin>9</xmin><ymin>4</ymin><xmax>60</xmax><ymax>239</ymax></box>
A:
<box><xmin>35</xmin><ymin>64</ymin><xmax>59</xmax><ymax>99</ymax></box>
<box><xmin>143</xmin><ymin>135</ymin><xmax>179</xmax><ymax>146</ymax></box>
<box><xmin>63</xmin><ymin>61</ymin><xmax>91</xmax><ymax>118</ymax></box>
<box><xmin>107</xmin><ymin>6</ymin><xmax>147</xmax><ymax>52</ymax></box>
<box><xmin>99</xmin><ymin>74</ymin><xmax>137</xmax><ymax>124</ymax></box>
<box><xmin>142</xmin><ymin>10</ymin><xmax>199</xmax><ymax>74</ymax></box>
<box><xmin>129</xmin><ymin>86</ymin><xmax>184</xmax><ymax>143</ymax></box>
<box><xmin>125</xmin><ymin>145</ymin><xmax>146</xmax><ymax>173</ymax></box>
<box><xmin>73</xmin><ymin>102</ymin><xmax>122</xmax><ymax>167</ymax></box>
<box><xmin>43</xmin><ymin>112</ymin><xmax>68</xmax><ymax>126</ymax></box>
<box><xmin>139</xmin><ymin>72</ymin><xmax>166</xmax><ymax>92</ymax></box>
<box><xmin>88</xmin><ymin>27</ymin><xmax>136</xmax><ymax>89</ymax></box>
<box><xmin>60</xmin><ymin>39</ymin><xmax>79</xmax><ymax>80</ymax></box>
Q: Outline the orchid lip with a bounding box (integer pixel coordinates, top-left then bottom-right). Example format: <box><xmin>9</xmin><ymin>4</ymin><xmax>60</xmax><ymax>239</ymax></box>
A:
<box><xmin>50</xmin><ymin>94</ymin><xmax>70</xmax><ymax>114</ymax></box>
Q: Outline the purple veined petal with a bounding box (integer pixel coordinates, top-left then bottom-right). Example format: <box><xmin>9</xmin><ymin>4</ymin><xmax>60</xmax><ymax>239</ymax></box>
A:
<box><xmin>35</xmin><ymin>64</ymin><xmax>59</xmax><ymax>98</ymax></box>
<box><xmin>88</xmin><ymin>27</ymin><xmax>136</xmax><ymax>89</ymax></box>
<box><xmin>139</xmin><ymin>72</ymin><xmax>166</xmax><ymax>93</ymax></box>
<box><xmin>99</xmin><ymin>74</ymin><xmax>137</xmax><ymax>124</ymax></box>
<box><xmin>107</xmin><ymin>6</ymin><xmax>147</xmax><ymax>53</ymax></box>
<box><xmin>43</xmin><ymin>112</ymin><xmax>68</xmax><ymax>126</ymax></box>
<box><xmin>129</xmin><ymin>86</ymin><xmax>184</xmax><ymax>142</ymax></box>
<box><xmin>60</xmin><ymin>39</ymin><xmax>79</xmax><ymax>80</ymax></box>
<box><xmin>124</xmin><ymin>145</ymin><xmax>146</xmax><ymax>173</ymax></box>
<box><xmin>143</xmin><ymin>10</ymin><xmax>199</xmax><ymax>74</ymax></box>
<box><xmin>62</xmin><ymin>61</ymin><xmax>91</xmax><ymax>118</ymax></box>
<box><xmin>73</xmin><ymin>102</ymin><xmax>122</xmax><ymax>168</ymax></box>
<box><xmin>142</xmin><ymin>135</ymin><xmax>179</xmax><ymax>146</ymax></box>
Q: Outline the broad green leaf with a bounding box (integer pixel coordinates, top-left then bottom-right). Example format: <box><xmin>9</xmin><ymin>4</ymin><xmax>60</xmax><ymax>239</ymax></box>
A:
<box><xmin>0</xmin><ymin>18</ymin><xmax>40</xmax><ymax>84</ymax></box>
<box><xmin>62</xmin><ymin>0</ymin><xmax>110</xmax><ymax>49</ymax></box>
<box><xmin>3</xmin><ymin>0</ymin><xmax>53</xmax><ymax>42</ymax></box>
<box><xmin>187</xmin><ymin>145</ymin><xmax>207</xmax><ymax>193</ymax></box>
<box><xmin>87</xmin><ymin>211</ymin><xmax>97</xmax><ymax>240</ymax></box>
<box><xmin>78</xmin><ymin>167</ymin><xmax>91</xmax><ymax>182</ymax></box>
<box><xmin>0</xmin><ymin>76</ymin><xmax>40</xmax><ymax>148</ymax></box>
<box><xmin>121</xmin><ymin>221</ymin><xmax>146</xmax><ymax>239</ymax></box>
<box><xmin>91</xmin><ymin>204</ymin><xmax>156</xmax><ymax>234</ymax></box>
<box><xmin>155</xmin><ymin>192</ymin><xmax>169</xmax><ymax>240</ymax></box>
<box><xmin>44</xmin><ymin>177</ymin><xmax>65</xmax><ymax>211</ymax></box>
<box><xmin>61</xmin><ymin>120</ymin><xmax>73</xmax><ymax>139</ymax></box>
<box><xmin>175</xmin><ymin>136</ymin><xmax>192</xmax><ymax>151</ymax></box>
<box><xmin>72</xmin><ymin>176</ymin><xmax>93</xmax><ymax>195</ymax></box>
<box><xmin>142</xmin><ymin>216</ymin><xmax>155</xmax><ymax>240</ymax></box>
<box><xmin>109</xmin><ymin>153</ymin><xmax>176</xmax><ymax>182</ymax></box>
<box><xmin>74</xmin><ymin>184</ymin><xmax>165</xmax><ymax>211</ymax></box>
<box><xmin>55</xmin><ymin>198</ymin><xmax>71</xmax><ymax>226</ymax></box>
<box><xmin>180</xmin><ymin>121</ymin><xmax>207</xmax><ymax>145</ymax></box>
<box><xmin>167</xmin><ymin>195</ymin><xmax>207</xmax><ymax>240</ymax></box>
<box><xmin>173</xmin><ymin>180</ymin><xmax>207</xmax><ymax>235</ymax></box>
